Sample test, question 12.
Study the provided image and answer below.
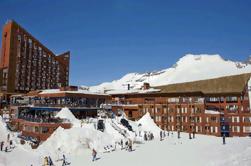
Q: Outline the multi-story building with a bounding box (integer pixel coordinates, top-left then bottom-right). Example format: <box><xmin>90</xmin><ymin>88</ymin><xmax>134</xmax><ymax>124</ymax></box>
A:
<box><xmin>0</xmin><ymin>20</ymin><xmax>70</xmax><ymax>108</ymax></box>
<box><xmin>9</xmin><ymin>86</ymin><xmax>111</xmax><ymax>142</ymax></box>
<box><xmin>111</xmin><ymin>73</ymin><xmax>251</xmax><ymax>137</ymax></box>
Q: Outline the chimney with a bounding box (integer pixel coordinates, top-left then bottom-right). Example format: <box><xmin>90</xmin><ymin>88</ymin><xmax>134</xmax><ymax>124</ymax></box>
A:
<box><xmin>143</xmin><ymin>83</ymin><xmax>150</xmax><ymax>90</ymax></box>
<box><xmin>127</xmin><ymin>84</ymin><xmax>130</xmax><ymax>90</ymax></box>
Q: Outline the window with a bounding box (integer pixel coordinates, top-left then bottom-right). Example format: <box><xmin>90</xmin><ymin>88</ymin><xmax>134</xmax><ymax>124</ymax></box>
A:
<box><xmin>243</xmin><ymin>117</ymin><xmax>251</xmax><ymax>123</ymax></box>
<box><xmin>35</xmin><ymin>126</ymin><xmax>39</xmax><ymax>133</ymax></box>
<box><xmin>232</xmin><ymin>126</ymin><xmax>240</xmax><ymax>132</ymax></box>
<box><xmin>42</xmin><ymin>127</ymin><xmax>49</xmax><ymax>133</ymax></box>
<box><xmin>226</xmin><ymin>96</ymin><xmax>238</xmax><ymax>103</ymax></box>
<box><xmin>243</xmin><ymin>126</ymin><xmax>251</xmax><ymax>133</ymax></box>
<box><xmin>232</xmin><ymin>116</ymin><xmax>240</xmax><ymax>123</ymax></box>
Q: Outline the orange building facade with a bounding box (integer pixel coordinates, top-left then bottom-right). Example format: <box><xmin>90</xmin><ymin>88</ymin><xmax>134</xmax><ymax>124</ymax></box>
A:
<box><xmin>0</xmin><ymin>20</ymin><xmax>70</xmax><ymax>92</ymax></box>
<box><xmin>0</xmin><ymin>20</ymin><xmax>70</xmax><ymax>111</ymax></box>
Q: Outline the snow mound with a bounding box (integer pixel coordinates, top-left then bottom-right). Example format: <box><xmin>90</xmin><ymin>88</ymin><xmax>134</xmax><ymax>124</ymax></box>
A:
<box><xmin>137</xmin><ymin>112</ymin><xmax>161</xmax><ymax>138</ymax></box>
<box><xmin>38</xmin><ymin>126</ymin><xmax>115</xmax><ymax>155</ymax></box>
<box><xmin>55</xmin><ymin>107</ymin><xmax>80</xmax><ymax>127</ymax></box>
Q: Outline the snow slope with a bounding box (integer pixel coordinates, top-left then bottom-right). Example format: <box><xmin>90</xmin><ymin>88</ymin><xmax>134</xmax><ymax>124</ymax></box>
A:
<box><xmin>88</xmin><ymin>54</ymin><xmax>251</xmax><ymax>93</ymax></box>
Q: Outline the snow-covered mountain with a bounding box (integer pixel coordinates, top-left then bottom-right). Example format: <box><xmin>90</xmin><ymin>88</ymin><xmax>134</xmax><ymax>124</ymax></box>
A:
<box><xmin>88</xmin><ymin>54</ymin><xmax>251</xmax><ymax>93</ymax></box>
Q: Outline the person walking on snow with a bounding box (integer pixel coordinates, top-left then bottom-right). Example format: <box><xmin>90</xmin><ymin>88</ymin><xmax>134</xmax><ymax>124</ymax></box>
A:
<box><xmin>48</xmin><ymin>156</ymin><xmax>54</xmax><ymax>166</ymax></box>
<box><xmin>222</xmin><ymin>134</ymin><xmax>226</xmax><ymax>145</ymax></box>
<box><xmin>128</xmin><ymin>139</ymin><xmax>133</xmax><ymax>152</ymax></box>
<box><xmin>120</xmin><ymin>139</ymin><xmax>123</xmax><ymax>149</ymax></box>
<box><xmin>7</xmin><ymin>134</ymin><xmax>10</xmax><ymax>142</ymax></box>
<box><xmin>62</xmin><ymin>154</ymin><xmax>70</xmax><ymax>166</ymax></box>
<box><xmin>160</xmin><ymin>131</ymin><xmax>163</xmax><ymax>141</ymax></box>
<box><xmin>0</xmin><ymin>141</ymin><xmax>4</xmax><ymax>151</ymax></box>
<box><xmin>43</xmin><ymin>156</ymin><xmax>49</xmax><ymax>166</ymax></box>
<box><xmin>92</xmin><ymin>149</ymin><xmax>97</xmax><ymax>162</ymax></box>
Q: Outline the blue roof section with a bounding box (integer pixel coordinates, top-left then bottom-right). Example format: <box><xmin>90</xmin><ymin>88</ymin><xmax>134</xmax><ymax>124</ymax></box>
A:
<box><xmin>29</xmin><ymin>107</ymin><xmax>98</xmax><ymax>112</ymax></box>
<box><xmin>30</xmin><ymin>107</ymin><xmax>60</xmax><ymax>111</ymax></box>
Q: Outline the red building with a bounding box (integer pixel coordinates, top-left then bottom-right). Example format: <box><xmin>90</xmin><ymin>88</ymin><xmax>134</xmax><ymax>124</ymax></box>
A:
<box><xmin>111</xmin><ymin>73</ymin><xmax>251</xmax><ymax>137</ymax></box>
<box><xmin>9</xmin><ymin>86</ymin><xmax>111</xmax><ymax>142</ymax></box>
<box><xmin>0</xmin><ymin>20</ymin><xmax>70</xmax><ymax>110</ymax></box>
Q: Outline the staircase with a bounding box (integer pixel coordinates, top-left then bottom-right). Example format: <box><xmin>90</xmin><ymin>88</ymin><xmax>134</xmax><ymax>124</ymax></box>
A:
<box><xmin>110</xmin><ymin>119</ymin><xmax>129</xmax><ymax>138</ymax></box>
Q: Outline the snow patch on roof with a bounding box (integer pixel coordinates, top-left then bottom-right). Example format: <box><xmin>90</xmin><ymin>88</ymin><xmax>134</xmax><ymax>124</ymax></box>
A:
<box><xmin>40</xmin><ymin>88</ymin><xmax>108</xmax><ymax>95</ymax></box>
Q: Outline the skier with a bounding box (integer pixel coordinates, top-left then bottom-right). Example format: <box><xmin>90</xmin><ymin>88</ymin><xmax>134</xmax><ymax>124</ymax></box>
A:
<box><xmin>0</xmin><ymin>141</ymin><xmax>4</xmax><ymax>151</ymax></box>
<box><xmin>62</xmin><ymin>154</ymin><xmax>69</xmax><ymax>166</ymax></box>
<box><xmin>92</xmin><ymin>149</ymin><xmax>97</xmax><ymax>162</ymax></box>
<box><xmin>48</xmin><ymin>156</ymin><xmax>54</xmax><ymax>166</ymax></box>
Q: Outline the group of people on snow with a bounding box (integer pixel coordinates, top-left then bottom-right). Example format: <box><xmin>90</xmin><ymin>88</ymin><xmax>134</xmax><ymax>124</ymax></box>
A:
<box><xmin>43</xmin><ymin>156</ymin><xmax>54</xmax><ymax>166</ymax></box>
<box><xmin>42</xmin><ymin>154</ymin><xmax>70</xmax><ymax>166</ymax></box>
<box><xmin>144</xmin><ymin>131</ymin><xmax>154</xmax><ymax>141</ymax></box>
<box><xmin>0</xmin><ymin>133</ymin><xmax>14</xmax><ymax>153</ymax></box>
<box><xmin>104</xmin><ymin>138</ymin><xmax>134</xmax><ymax>153</ymax></box>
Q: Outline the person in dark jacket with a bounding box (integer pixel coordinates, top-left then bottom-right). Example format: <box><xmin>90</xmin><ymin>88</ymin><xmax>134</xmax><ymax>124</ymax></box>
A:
<box><xmin>0</xmin><ymin>141</ymin><xmax>4</xmax><ymax>151</ymax></box>
<box><xmin>223</xmin><ymin>134</ymin><xmax>226</xmax><ymax>145</ymax></box>
<box><xmin>48</xmin><ymin>156</ymin><xmax>54</xmax><ymax>166</ymax></box>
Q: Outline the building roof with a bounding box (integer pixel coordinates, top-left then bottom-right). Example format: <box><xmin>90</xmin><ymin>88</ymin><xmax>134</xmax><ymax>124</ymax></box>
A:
<box><xmin>156</xmin><ymin>73</ymin><xmax>251</xmax><ymax>96</ymax></box>
<box><xmin>37</xmin><ymin>89</ymin><xmax>110</xmax><ymax>98</ymax></box>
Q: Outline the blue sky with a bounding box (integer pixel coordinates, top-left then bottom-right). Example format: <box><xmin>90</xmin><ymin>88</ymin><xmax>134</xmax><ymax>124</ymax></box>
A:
<box><xmin>0</xmin><ymin>0</ymin><xmax>251</xmax><ymax>86</ymax></box>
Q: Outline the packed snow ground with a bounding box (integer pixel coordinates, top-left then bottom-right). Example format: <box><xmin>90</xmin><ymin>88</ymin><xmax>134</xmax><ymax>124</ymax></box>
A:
<box><xmin>88</xmin><ymin>54</ymin><xmax>251</xmax><ymax>93</ymax></box>
<box><xmin>0</xmin><ymin>110</ymin><xmax>251</xmax><ymax>166</ymax></box>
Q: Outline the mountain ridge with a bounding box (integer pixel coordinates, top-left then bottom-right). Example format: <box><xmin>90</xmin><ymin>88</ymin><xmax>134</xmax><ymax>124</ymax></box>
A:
<box><xmin>86</xmin><ymin>54</ymin><xmax>251</xmax><ymax>93</ymax></box>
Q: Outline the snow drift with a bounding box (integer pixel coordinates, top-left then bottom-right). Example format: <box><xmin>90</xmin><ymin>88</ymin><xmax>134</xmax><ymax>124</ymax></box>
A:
<box><xmin>38</xmin><ymin>126</ymin><xmax>115</xmax><ymax>155</ymax></box>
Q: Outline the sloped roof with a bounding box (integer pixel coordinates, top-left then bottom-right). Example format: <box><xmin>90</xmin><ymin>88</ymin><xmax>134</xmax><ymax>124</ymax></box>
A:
<box><xmin>156</xmin><ymin>73</ymin><xmax>251</xmax><ymax>95</ymax></box>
